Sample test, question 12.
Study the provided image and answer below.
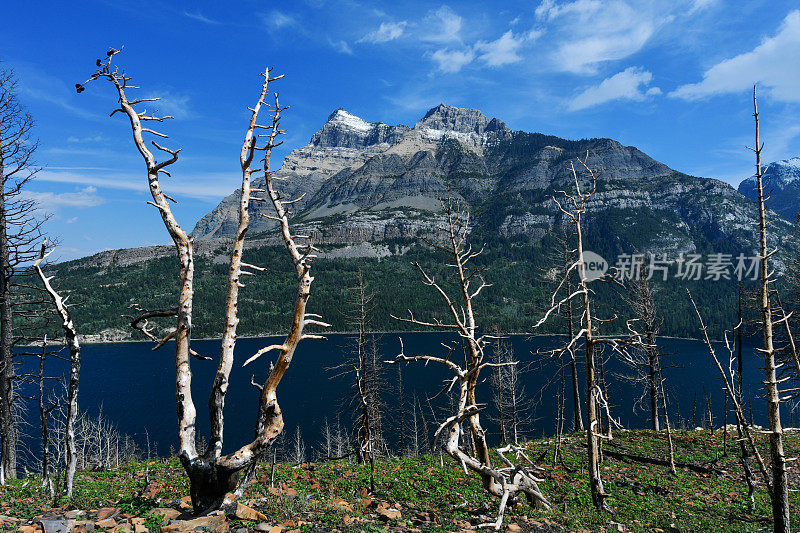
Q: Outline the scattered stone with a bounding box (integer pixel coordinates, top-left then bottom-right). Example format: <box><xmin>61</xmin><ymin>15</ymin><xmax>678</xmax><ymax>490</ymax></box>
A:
<box><xmin>114</xmin><ymin>523</ymin><xmax>132</xmax><ymax>533</ymax></box>
<box><xmin>161</xmin><ymin>515</ymin><xmax>228</xmax><ymax>533</ymax></box>
<box><xmin>96</xmin><ymin>508</ymin><xmax>120</xmax><ymax>521</ymax></box>
<box><xmin>233</xmin><ymin>503</ymin><xmax>268</xmax><ymax>522</ymax></box>
<box><xmin>252</xmin><ymin>523</ymin><xmax>272</xmax><ymax>532</ymax></box>
<box><xmin>178</xmin><ymin>497</ymin><xmax>193</xmax><ymax>511</ymax></box>
<box><xmin>0</xmin><ymin>515</ymin><xmax>21</xmax><ymax>527</ymax></box>
<box><xmin>95</xmin><ymin>518</ymin><xmax>117</xmax><ymax>529</ymax></box>
<box><xmin>64</xmin><ymin>511</ymin><xmax>85</xmax><ymax>520</ymax></box>
<box><xmin>267</xmin><ymin>526</ymin><xmax>283</xmax><ymax>533</ymax></box>
<box><xmin>609</xmin><ymin>522</ymin><xmax>625</xmax><ymax>532</ymax></box>
<box><xmin>149</xmin><ymin>508</ymin><xmax>182</xmax><ymax>523</ymax></box>
<box><xmin>507</xmin><ymin>524</ymin><xmax>521</xmax><ymax>532</ymax></box>
<box><xmin>133</xmin><ymin>523</ymin><xmax>149</xmax><ymax>533</ymax></box>
<box><xmin>18</xmin><ymin>525</ymin><xmax>40</xmax><ymax>533</ymax></box>
<box><xmin>38</xmin><ymin>518</ymin><xmax>76</xmax><ymax>533</ymax></box>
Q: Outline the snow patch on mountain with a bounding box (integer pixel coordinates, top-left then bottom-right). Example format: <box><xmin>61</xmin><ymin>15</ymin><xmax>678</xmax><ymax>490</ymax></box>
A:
<box><xmin>327</xmin><ymin>109</ymin><xmax>374</xmax><ymax>132</ymax></box>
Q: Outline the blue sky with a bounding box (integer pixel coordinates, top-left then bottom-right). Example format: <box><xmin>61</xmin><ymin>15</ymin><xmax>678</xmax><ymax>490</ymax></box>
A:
<box><xmin>1</xmin><ymin>0</ymin><xmax>799</xmax><ymax>260</ymax></box>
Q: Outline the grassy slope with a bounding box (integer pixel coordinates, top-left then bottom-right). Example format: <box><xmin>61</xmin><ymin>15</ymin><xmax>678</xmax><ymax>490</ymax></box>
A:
<box><xmin>1</xmin><ymin>430</ymin><xmax>798</xmax><ymax>532</ymax></box>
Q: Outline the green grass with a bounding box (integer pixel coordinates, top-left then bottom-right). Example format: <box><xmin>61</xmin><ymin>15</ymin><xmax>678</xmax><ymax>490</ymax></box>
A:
<box><xmin>0</xmin><ymin>429</ymin><xmax>797</xmax><ymax>532</ymax></box>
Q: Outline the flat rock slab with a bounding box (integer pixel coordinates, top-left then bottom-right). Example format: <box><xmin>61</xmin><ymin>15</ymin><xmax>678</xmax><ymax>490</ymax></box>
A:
<box><xmin>161</xmin><ymin>514</ymin><xmax>229</xmax><ymax>533</ymax></box>
<box><xmin>38</xmin><ymin>519</ymin><xmax>76</xmax><ymax>533</ymax></box>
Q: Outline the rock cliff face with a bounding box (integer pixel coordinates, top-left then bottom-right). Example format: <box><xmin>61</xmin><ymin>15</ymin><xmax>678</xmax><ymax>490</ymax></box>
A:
<box><xmin>738</xmin><ymin>157</ymin><xmax>800</xmax><ymax>221</ymax></box>
<box><xmin>189</xmin><ymin>103</ymin><xmax>786</xmax><ymax>258</ymax></box>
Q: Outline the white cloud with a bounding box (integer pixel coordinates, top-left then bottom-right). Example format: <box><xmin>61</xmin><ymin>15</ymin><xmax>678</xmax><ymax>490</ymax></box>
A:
<box><xmin>329</xmin><ymin>39</ymin><xmax>353</xmax><ymax>54</ymax></box>
<box><xmin>536</xmin><ymin>0</ymin><xmax>663</xmax><ymax>74</ymax></box>
<box><xmin>65</xmin><ymin>216</ymin><xmax>79</xmax><ymax>224</ymax></box>
<box><xmin>671</xmin><ymin>10</ymin><xmax>800</xmax><ymax>103</ymax></box>
<box><xmin>23</xmin><ymin>186</ymin><xmax>105</xmax><ymax>212</ymax></box>
<box><xmin>67</xmin><ymin>135</ymin><xmax>105</xmax><ymax>143</ymax></box>
<box><xmin>184</xmin><ymin>11</ymin><xmax>220</xmax><ymax>25</ymax></box>
<box><xmin>431</xmin><ymin>48</ymin><xmax>476</xmax><ymax>73</ymax></box>
<box><xmin>568</xmin><ymin>66</ymin><xmax>660</xmax><ymax>111</ymax></box>
<box><xmin>359</xmin><ymin>21</ymin><xmax>407</xmax><ymax>43</ymax></box>
<box><xmin>36</xmin><ymin>170</ymin><xmax>239</xmax><ymax>201</ymax></box>
<box><xmin>475</xmin><ymin>30</ymin><xmax>528</xmax><ymax>67</ymax></box>
<box><xmin>15</xmin><ymin>65</ymin><xmax>100</xmax><ymax>121</ymax></box>
<box><xmin>688</xmin><ymin>0</ymin><xmax>717</xmax><ymax>14</ymax></box>
<box><xmin>269</xmin><ymin>11</ymin><xmax>297</xmax><ymax>28</ymax></box>
<box><xmin>143</xmin><ymin>90</ymin><xmax>194</xmax><ymax>120</ymax></box>
<box><xmin>423</xmin><ymin>6</ymin><xmax>463</xmax><ymax>43</ymax></box>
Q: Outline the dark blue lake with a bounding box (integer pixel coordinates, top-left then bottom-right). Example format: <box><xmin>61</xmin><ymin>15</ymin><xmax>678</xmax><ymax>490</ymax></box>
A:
<box><xmin>20</xmin><ymin>333</ymin><xmax>785</xmax><ymax>459</ymax></box>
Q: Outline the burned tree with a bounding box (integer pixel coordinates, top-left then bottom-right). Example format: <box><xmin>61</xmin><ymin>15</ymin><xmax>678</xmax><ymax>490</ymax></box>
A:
<box><xmin>535</xmin><ymin>156</ymin><xmax>642</xmax><ymax>512</ymax></box>
<box><xmin>388</xmin><ymin>200</ymin><xmax>550</xmax><ymax>529</ymax></box>
<box><xmin>335</xmin><ymin>269</ymin><xmax>384</xmax><ymax>491</ymax></box>
<box><xmin>748</xmin><ymin>87</ymin><xmax>790</xmax><ymax>533</ymax></box>
<box><xmin>543</xmin><ymin>226</ymin><xmax>584</xmax><ymax>432</ymax></box>
<box><xmin>79</xmin><ymin>50</ymin><xmax>327</xmax><ymax>513</ymax></box>
<box><xmin>33</xmin><ymin>242</ymin><xmax>81</xmax><ymax>498</ymax></box>
<box><xmin>489</xmin><ymin>338</ymin><xmax>531</xmax><ymax>445</ymax></box>
<box><xmin>689</xmin><ymin>291</ymin><xmax>768</xmax><ymax>512</ymax></box>
<box><xmin>619</xmin><ymin>261</ymin><xmax>676</xmax><ymax>473</ymax></box>
<box><xmin>0</xmin><ymin>66</ymin><xmax>47</xmax><ymax>482</ymax></box>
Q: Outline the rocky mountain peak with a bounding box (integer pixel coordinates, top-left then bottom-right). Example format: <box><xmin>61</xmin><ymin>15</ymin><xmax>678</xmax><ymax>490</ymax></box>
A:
<box><xmin>326</xmin><ymin>108</ymin><xmax>374</xmax><ymax>132</ymax></box>
<box><xmin>416</xmin><ymin>104</ymin><xmax>490</xmax><ymax>134</ymax></box>
<box><xmin>737</xmin><ymin>155</ymin><xmax>800</xmax><ymax>220</ymax></box>
<box><xmin>768</xmin><ymin>157</ymin><xmax>800</xmax><ymax>182</ymax></box>
<box><xmin>310</xmin><ymin>109</ymin><xmax>407</xmax><ymax>149</ymax></box>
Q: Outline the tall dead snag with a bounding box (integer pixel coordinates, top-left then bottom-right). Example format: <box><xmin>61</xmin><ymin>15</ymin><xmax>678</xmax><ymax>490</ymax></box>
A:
<box><xmin>535</xmin><ymin>156</ymin><xmax>641</xmax><ymax>512</ymax></box>
<box><xmin>389</xmin><ymin>200</ymin><xmax>550</xmax><ymax>530</ymax></box>
<box><xmin>620</xmin><ymin>262</ymin><xmax>675</xmax><ymax>473</ymax></box>
<box><xmin>0</xmin><ymin>66</ymin><xmax>48</xmax><ymax>482</ymax></box>
<box><xmin>80</xmin><ymin>50</ymin><xmax>326</xmax><ymax>513</ymax></box>
<box><xmin>688</xmin><ymin>291</ymin><xmax>768</xmax><ymax>511</ymax></box>
<box><xmin>543</xmin><ymin>227</ymin><xmax>583</xmax><ymax>431</ymax></box>
<box><xmin>749</xmin><ymin>86</ymin><xmax>790</xmax><ymax>533</ymax></box>
<box><xmin>33</xmin><ymin>242</ymin><xmax>81</xmax><ymax>498</ymax></box>
<box><xmin>337</xmin><ymin>269</ymin><xmax>384</xmax><ymax>491</ymax></box>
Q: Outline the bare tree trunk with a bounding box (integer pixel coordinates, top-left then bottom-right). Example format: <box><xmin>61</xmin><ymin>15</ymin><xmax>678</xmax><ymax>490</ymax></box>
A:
<box><xmin>34</xmin><ymin>244</ymin><xmax>80</xmax><ymax>498</ymax></box>
<box><xmin>0</xmin><ymin>210</ymin><xmax>13</xmax><ymax>479</ymax></box>
<box><xmin>81</xmin><ymin>52</ymin><xmax>326</xmax><ymax>514</ymax></box>
<box><xmin>397</xmin><ymin>363</ymin><xmax>405</xmax><ymax>455</ymax></box>
<box><xmin>391</xmin><ymin>201</ymin><xmax>550</xmax><ymax>529</ymax></box>
<box><xmin>751</xmin><ymin>87</ymin><xmax>790</xmax><ymax>533</ymax></box>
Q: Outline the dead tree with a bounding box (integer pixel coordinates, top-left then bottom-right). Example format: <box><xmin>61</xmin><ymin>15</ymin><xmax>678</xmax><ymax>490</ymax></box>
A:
<box><xmin>331</xmin><ymin>269</ymin><xmax>384</xmax><ymax>490</ymax></box>
<box><xmin>619</xmin><ymin>262</ymin><xmax>675</xmax><ymax>472</ymax></box>
<box><xmin>396</xmin><ymin>362</ymin><xmax>406</xmax><ymax>455</ymax></box>
<box><xmin>388</xmin><ymin>200</ymin><xmax>550</xmax><ymax>529</ymax></box>
<box><xmin>749</xmin><ymin>86</ymin><xmax>790</xmax><ymax>533</ymax></box>
<box><xmin>0</xmin><ymin>66</ymin><xmax>48</xmax><ymax>482</ymax></box>
<box><xmin>489</xmin><ymin>336</ymin><xmax>509</xmax><ymax>444</ymax></box>
<box><xmin>490</xmin><ymin>339</ymin><xmax>531</xmax><ymax>444</ymax></box>
<box><xmin>544</xmin><ymin>226</ymin><xmax>583</xmax><ymax>431</ymax></box>
<box><xmin>33</xmin><ymin>242</ymin><xmax>81</xmax><ymax>498</ymax></box>
<box><xmin>79</xmin><ymin>49</ymin><xmax>326</xmax><ymax>513</ymax></box>
<box><xmin>535</xmin><ymin>158</ymin><xmax>610</xmax><ymax>511</ymax></box>
<box><xmin>688</xmin><ymin>290</ymin><xmax>768</xmax><ymax>512</ymax></box>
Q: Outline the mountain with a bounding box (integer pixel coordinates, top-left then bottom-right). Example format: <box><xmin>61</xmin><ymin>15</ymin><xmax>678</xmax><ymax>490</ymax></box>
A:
<box><xmin>49</xmin><ymin>105</ymin><xmax>793</xmax><ymax>341</ymax></box>
<box><xmin>738</xmin><ymin>157</ymin><xmax>800</xmax><ymax>222</ymax></box>
<box><xmin>192</xmin><ymin>104</ymin><xmax>785</xmax><ymax>257</ymax></box>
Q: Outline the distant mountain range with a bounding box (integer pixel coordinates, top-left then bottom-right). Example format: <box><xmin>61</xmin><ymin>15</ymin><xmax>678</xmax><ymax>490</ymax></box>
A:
<box><xmin>53</xmin><ymin>104</ymin><xmax>794</xmax><ymax>340</ymax></box>
<box><xmin>190</xmin><ymin>103</ymin><xmax>787</xmax><ymax>258</ymax></box>
<box><xmin>738</xmin><ymin>157</ymin><xmax>800</xmax><ymax>222</ymax></box>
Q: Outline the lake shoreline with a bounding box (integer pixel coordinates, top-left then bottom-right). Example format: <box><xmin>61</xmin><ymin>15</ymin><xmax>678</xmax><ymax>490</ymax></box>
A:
<box><xmin>72</xmin><ymin>330</ymin><xmax>744</xmax><ymax>346</ymax></box>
